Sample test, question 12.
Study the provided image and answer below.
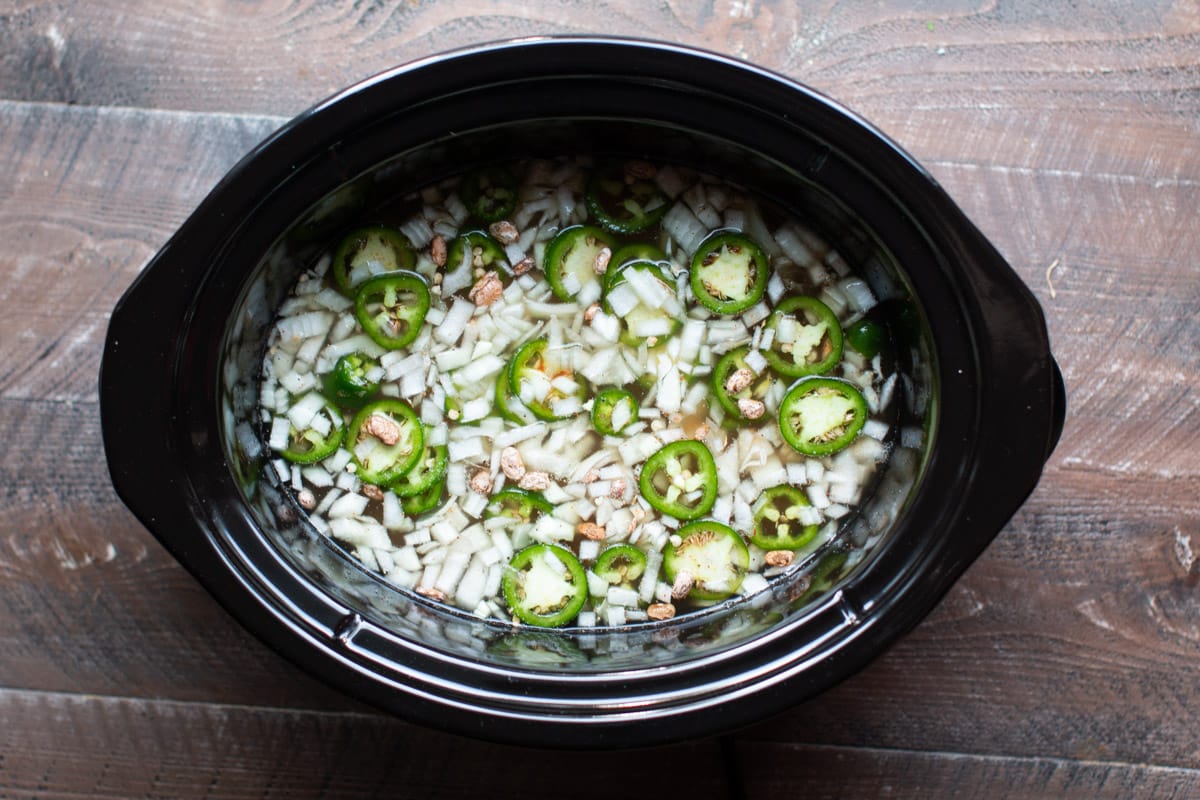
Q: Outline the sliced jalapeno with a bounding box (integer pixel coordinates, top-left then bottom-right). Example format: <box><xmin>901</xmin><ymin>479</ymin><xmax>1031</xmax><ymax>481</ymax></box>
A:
<box><xmin>507</xmin><ymin>337</ymin><xmax>586</xmax><ymax>422</ymax></box>
<box><xmin>638</xmin><ymin>440</ymin><xmax>718</xmax><ymax>520</ymax></box>
<box><xmin>711</xmin><ymin>345</ymin><xmax>774</xmax><ymax>426</ymax></box>
<box><xmin>502</xmin><ymin>544</ymin><xmax>588</xmax><ymax>628</ymax></box>
<box><xmin>663</xmin><ymin>520</ymin><xmax>750</xmax><ymax>602</ymax></box>
<box><xmin>689</xmin><ymin>231</ymin><xmax>769</xmax><ymax>315</ymax></box>
<box><xmin>460</xmin><ymin>166</ymin><xmax>518</xmax><ymax>223</ymax></box>
<box><xmin>354</xmin><ymin>270</ymin><xmax>430</xmax><ymax>351</ymax></box>
<box><xmin>593</xmin><ymin>544</ymin><xmax>647</xmax><ymax>586</ymax></box>
<box><xmin>332</xmin><ymin>225</ymin><xmax>415</xmax><ymax>295</ymax></box>
<box><xmin>779</xmin><ymin>377</ymin><xmax>867</xmax><ymax>457</ymax></box>
<box><xmin>603</xmin><ymin>260</ymin><xmax>683</xmax><ymax>347</ymax></box>
<box><xmin>542</xmin><ymin>225</ymin><xmax>616</xmax><ymax>303</ymax></box>
<box><xmin>764</xmin><ymin>296</ymin><xmax>843</xmax><ymax>377</ymax></box>
<box><xmin>322</xmin><ymin>352</ymin><xmax>379</xmax><ymax>409</ymax></box>
<box><xmin>494</xmin><ymin>372</ymin><xmax>537</xmax><ymax>425</ymax></box>
<box><xmin>389</xmin><ymin>443</ymin><xmax>448</xmax><ymax>498</ymax></box>
<box><xmin>591</xmin><ymin>387</ymin><xmax>640</xmax><ymax>436</ymax></box>
<box><xmin>347</xmin><ymin>398</ymin><xmax>424</xmax><ymax>485</ymax></box>
<box><xmin>278</xmin><ymin>399</ymin><xmax>345</xmax><ymax>464</ymax></box>
<box><xmin>607</xmin><ymin>243</ymin><xmax>670</xmax><ymax>290</ymax></box>
<box><xmin>584</xmin><ymin>163</ymin><xmax>669</xmax><ymax>235</ymax></box>
<box><xmin>486</xmin><ymin>488</ymin><xmax>554</xmax><ymax>523</ymax></box>
<box><xmin>401</xmin><ymin>474</ymin><xmax>445</xmax><ymax>517</ymax></box>
<box><xmin>751</xmin><ymin>485</ymin><xmax>819</xmax><ymax>550</ymax></box>
<box><xmin>447</xmin><ymin>230</ymin><xmax>508</xmax><ymax>278</ymax></box>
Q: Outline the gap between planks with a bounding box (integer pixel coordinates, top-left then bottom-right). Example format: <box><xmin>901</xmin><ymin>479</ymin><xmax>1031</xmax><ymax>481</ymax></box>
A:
<box><xmin>1</xmin><ymin>684</ymin><xmax>1196</xmax><ymax>777</ymax></box>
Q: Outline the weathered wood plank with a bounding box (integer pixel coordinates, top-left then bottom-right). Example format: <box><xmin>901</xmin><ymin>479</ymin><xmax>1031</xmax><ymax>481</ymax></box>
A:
<box><xmin>0</xmin><ymin>688</ymin><xmax>733</xmax><ymax>798</ymax></box>
<box><xmin>1</xmin><ymin>0</ymin><xmax>1197</xmax><ymax>174</ymax></box>
<box><xmin>740</xmin><ymin>467</ymin><xmax>1200</xmax><ymax>768</ymax></box>
<box><xmin>735</xmin><ymin>742</ymin><xmax>1200</xmax><ymax>800</ymax></box>
<box><xmin>4</xmin><ymin>99</ymin><xmax>1199</xmax><ymax>484</ymax></box>
<box><xmin>1</xmin><ymin>687</ymin><xmax>1197</xmax><ymax>799</ymax></box>
<box><xmin>3</xmin><ymin>395</ymin><xmax>1199</xmax><ymax>765</ymax></box>
<box><xmin>0</xmin><ymin>395</ymin><xmax>365</xmax><ymax>711</ymax></box>
<box><xmin>0</xmin><ymin>101</ymin><xmax>283</xmax><ymax>403</ymax></box>
<box><xmin>1</xmin><ymin>3</ymin><xmax>1198</xmax><ymax>791</ymax></box>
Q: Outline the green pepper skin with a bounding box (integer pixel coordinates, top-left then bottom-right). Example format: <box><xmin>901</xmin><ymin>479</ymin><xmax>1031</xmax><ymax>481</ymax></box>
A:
<box><xmin>689</xmin><ymin>231</ymin><xmax>769</xmax><ymax>315</ymax></box>
<box><xmin>447</xmin><ymin>230</ymin><xmax>508</xmax><ymax>276</ymax></box>
<box><xmin>347</xmin><ymin>398</ymin><xmax>424</xmax><ymax>485</ymax></box>
<box><xmin>711</xmin><ymin>345</ymin><xmax>774</xmax><ymax>426</ymax></box>
<box><xmin>593</xmin><ymin>544</ymin><xmax>647</xmax><ymax>586</ymax></box>
<box><xmin>401</xmin><ymin>475</ymin><xmax>445</xmax><ymax>517</ymax></box>
<box><xmin>460</xmin><ymin>166</ymin><xmax>518</xmax><ymax>223</ymax></box>
<box><xmin>638</xmin><ymin>440</ymin><xmax>718</xmax><ymax>520</ymax></box>
<box><xmin>322</xmin><ymin>353</ymin><xmax>379</xmax><ymax>409</ymax></box>
<box><xmin>778</xmin><ymin>377</ymin><xmax>868</xmax><ymax>457</ymax></box>
<box><xmin>485</xmin><ymin>488</ymin><xmax>554</xmax><ymax>523</ymax></box>
<box><xmin>750</xmin><ymin>485</ymin><xmax>819</xmax><ymax>550</ymax></box>
<box><xmin>354</xmin><ymin>270</ymin><xmax>431</xmax><ymax>351</ymax></box>
<box><xmin>663</xmin><ymin>520</ymin><xmax>750</xmax><ymax>602</ymax></box>
<box><xmin>607</xmin><ymin>243</ymin><xmax>670</xmax><ymax>290</ymax></box>
<box><xmin>279</xmin><ymin>399</ymin><xmax>345</xmax><ymax>464</ymax></box>
<box><xmin>764</xmin><ymin>296</ymin><xmax>843</xmax><ymax>378</ymax></box>
<box><xmin>332</xmin><ymin>226</ymin><xmax>416</xmax><ymax>295</ymax></box>
<box><xmin>389</xmin><ymin>443</ymin><xmax>448</xmax><ymax>498</ymax></box>
<box><xmin>845</xmin><ymin>317</ymin><xmax>886</xmax><ymax>359</ymax></box>
<box><xmin>507</xmin><ymin>337</ymin><xmax>586</xmax><ymax>422</ymax></box>
<box><xmin>493</xmin><ymin>372</ymin><xmax>536</xmax><ymax>425</ymax></box>
<box><xmin>502</xmin><ymin>544</ymin><xmax>588</xmax><ymax>628</ymax></box>
<box><xmin>591</xmin><ymin>387</ymin><xmax>639</xmax><ymax>436</ymax></box>
<box><xmin>584</xmin><ymin>165</ymin><xmax>669</xmax><ymax>235</ymax></box>
<box><xmin>542</xmin><ymin>225</ymin><xmax>616</xmax><ymax>303</ymax></box>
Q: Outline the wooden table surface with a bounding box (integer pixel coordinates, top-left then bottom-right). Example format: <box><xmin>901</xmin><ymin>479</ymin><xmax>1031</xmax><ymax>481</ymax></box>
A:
<box><xmin>2</xmin><ymin>1</ymin><xmax>1198</xmax><ymax>797</ymax></box>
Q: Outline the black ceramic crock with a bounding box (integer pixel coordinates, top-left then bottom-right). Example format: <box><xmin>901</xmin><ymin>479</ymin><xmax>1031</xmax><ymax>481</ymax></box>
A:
<box><xmin>100</xmin><ymin>38</ymin><xmax>1065</xmax><ymax>748</ymax></box>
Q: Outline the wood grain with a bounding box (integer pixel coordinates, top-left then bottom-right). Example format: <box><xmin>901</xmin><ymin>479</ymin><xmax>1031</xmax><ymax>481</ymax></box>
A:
<box><xmin>0</xmin><ymin>689</ymin><xmax>734</xmax><ymax>799</ymax></box>
<box><xmin>734</xmin><ymin>742</ymin><xmax>1200</xmax><ymax>800</ymax></box>
<box><xmin>1</xmin><ymin>0</ymin><xmax>1199</xmax><ymax>796</ymax></box>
